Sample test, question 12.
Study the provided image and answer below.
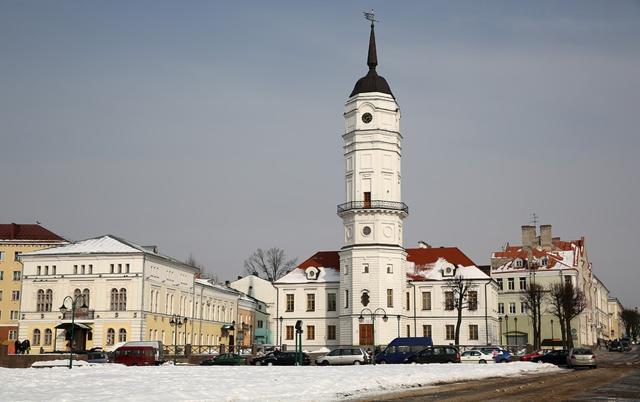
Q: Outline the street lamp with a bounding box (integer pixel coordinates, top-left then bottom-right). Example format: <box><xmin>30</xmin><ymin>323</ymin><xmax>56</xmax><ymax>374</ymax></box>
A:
<box><xmin>499</xmin><ymin>316</ymin><xmax>503</xmax><ymax>345</ymax></box>
<box><xmin>396</xmin><ymin>315</ymin><xmax>401</xmax><ymax>338</ymax></box>
<box><xmin>231</xmin><ymin>320</ymin><xmax>236</xmax><ymax>352</ymax></box>
<box><xmin>279</xmin><ymin>316</ymin><xmax>283</xmax><ymax>348</ymax></box>
<box><xmin>358</xmin><ymin>307</ymin><xmax>388</xmax><ymax>365</ymax></box>
<box><xmin>505</xmin><ymin>315</ymin><xmax>510</xmax><ymax>347</ymax></box>
<box><xmin>514</xmin><ymin>317</ymin><xmax>518</xmax><ymax>349</ymax></box>
<box><xmin>59</xmin><ymin>294</ymin><xmax>89</xmax><ymax>369</ymax></box>
<box><xmin>551</xmin><ymin>319</ymin><xmax>554</xmax><ymax>340</ymax></box>
<box><xmin>169</xmin><ymin>314</ymin><xmax>185</xmax><ymax>365</ymax></box>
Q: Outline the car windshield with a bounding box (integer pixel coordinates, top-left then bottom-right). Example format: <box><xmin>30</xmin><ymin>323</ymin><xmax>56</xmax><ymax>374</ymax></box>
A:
<box><xmin>573</xmin><ymin>348</ymin><xmax>592</xmax><ymax>355</ymax></box>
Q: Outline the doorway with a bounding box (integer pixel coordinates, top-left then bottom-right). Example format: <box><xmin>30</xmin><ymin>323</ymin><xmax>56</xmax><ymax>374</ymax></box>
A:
<box><xmin>359</xmin><ymin>324</ymin><xmax>373</xmax><ymax>345</ymax></box>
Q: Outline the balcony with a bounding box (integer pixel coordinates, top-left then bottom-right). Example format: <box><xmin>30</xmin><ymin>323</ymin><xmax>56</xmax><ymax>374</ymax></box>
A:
<box><xmin>337</xmin><ymin>200</ymin><xmax>409</xmax><ymax>215</ymax></box>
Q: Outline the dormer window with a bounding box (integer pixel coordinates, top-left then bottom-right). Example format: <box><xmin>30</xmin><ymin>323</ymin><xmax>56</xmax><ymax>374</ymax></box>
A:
<box><xmin>306</xmin><ymin>267</ymin><xmax>319</xmax><ymax>280</ymax></box>
<box><xmin>514</xmin><ymin>259</ymin><xmax>523</xmax><ymax>268</ymax></box>
<box><xmin>442</xmin><ymin>265</ymin><xmax>454</xmax><ymax>277</ymax></box>
<box><xmin>541</xmin><ymin>257</ymin><xmax>548</xmax><ymax>266</ymax></box>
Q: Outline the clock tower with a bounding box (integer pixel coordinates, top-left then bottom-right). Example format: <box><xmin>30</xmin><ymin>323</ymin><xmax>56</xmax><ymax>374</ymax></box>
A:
<box><xmin>338</xmin><ymin>18</ymin><xmax>408</xmax><ymax>347</ymax></box>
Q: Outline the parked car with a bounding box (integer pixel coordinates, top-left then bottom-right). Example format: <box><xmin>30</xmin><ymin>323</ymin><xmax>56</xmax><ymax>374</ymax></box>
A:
<box><xmin>471</xmin><ymin>347</ymin><xmax>511</xmax><ymax>363</ymax></box>
<box><xmin>620</xmin><ymin>340</ymin><xmax>631</xmax><ymax>352</ymax></box>
<box><xmin>251</xmin><ymin>350</ymin><xmax>311</xmax><ymax>366</ymax></box>
<box><xmin>519</xmin><ymin>350</ymin><xmax>544</xmax><ymax>362</ymax></box>
<box><xmin>567</xmin><ymin>348</ymin><xmax>596</xmax><ymax>369</ymax></box>
<box><xmin>316</xmin><ymin>348</ymin><xmax>370</xmax><ymax>366</ymax></box>
<box><xmin>460</xmin><ymin>349</ymin><xmax>495</xmax><ymax>364</ymax></box>
<box><xmin>531</xmin><ymin>349</ymin><xmax>569</xmax><ymax>366</ymax></box>
<box><xmin>374</xmin><ymin>337</ymin><xmax>433</xmax><ymax>364</ymax></box>
<box><xmin>113</xmin><ymin>346</ymin><xmax>159</xmax><ymax>366</ymax></box>
<box><xmin>406</xmin><ymin>346</ymin><xmax>460</xmax><ymax>364</ymax></box>
<box><xmin>200</xmin><ymin>353</ymin><xmax>246</xmax><ymax>366</ymax></box>
<box><xmin>86</xmin><ymin>350</ymin><xmax>109</xmax><ymax>363</ymax></box>
<box><xmin>608</xmin><ymin>341</ymin><xmax>623</xmax><ymax>352</ymax></box>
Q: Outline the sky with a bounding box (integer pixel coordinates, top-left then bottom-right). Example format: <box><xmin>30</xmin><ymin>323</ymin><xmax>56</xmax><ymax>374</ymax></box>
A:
<box><xmin>1</xmin><ymin>1</ymin><xmax>639</xmax><ymax>307</ymax></box>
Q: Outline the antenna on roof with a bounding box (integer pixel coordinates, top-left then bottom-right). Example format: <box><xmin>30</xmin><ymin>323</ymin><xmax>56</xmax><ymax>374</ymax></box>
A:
<box><xmin>363</xmin><ymin>9</ymin><xmax>378</xmax><ymax>25</ymax></box>
<box><xmin>530</xmin><ymin>213</ymin><xmax>539</xmax><ymax>227</ymax></box>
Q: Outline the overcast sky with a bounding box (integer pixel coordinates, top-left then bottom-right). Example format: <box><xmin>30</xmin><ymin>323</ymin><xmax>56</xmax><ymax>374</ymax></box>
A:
<box><xmin>1</xmin><ymin>1</ymin><xmax>639</xmax><ymax>307</ymax></box>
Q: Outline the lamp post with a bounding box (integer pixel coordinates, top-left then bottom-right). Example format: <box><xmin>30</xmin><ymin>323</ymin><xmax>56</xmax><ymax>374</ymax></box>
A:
<box><xmin>279</xmin><ymin>316</ymin><xmax>283</xmax><ymax>348</ymax></box>
<box><xmin>358</xmin><ymin>307</ymin><xmax>388</xmax><ymax>365</ymax></box>
<box><xmin>59</xmin><ymin>294</ymin><xmax>89</xmax><ymax>369</ymax></box>
<box><xmin>499</xmin><ymin>316</ymin><xmax>503</xmax><ymax>345</ymax></box>
<box><xmin>505</xmin><ymin>315</ymin><xmax>510</xmax><ymax>347</ymax></box>
<box><xmin>514</xmin><ymin>317</ymin><xmax>518</xmax><ymax>350</ymax></box>
<box><xmin>396</xmin><ymin>315</ymin><xmax>401</xmax><ymax>338</ymax></box>
<box><xmin>169</xmin><ymin>314</ymin><xmax>184</xmax><ymax>365</ymax></box>
<box><xmin>231</xmin><ymin>320</ymin><xmax>236</xmax><ymax>352</ymax></box>
<box><xmin>551</xmin><ymin>319</ymin><xmax>554</xmax><ymax>340</ymax></box>
<box><xmin>183</xmin><ymin>317</ymin><xmax>189</xmax><ymax>355</ymax></box>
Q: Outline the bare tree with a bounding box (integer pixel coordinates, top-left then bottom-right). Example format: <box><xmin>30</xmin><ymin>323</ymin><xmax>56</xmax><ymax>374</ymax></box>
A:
<box><xmin>548</xmin><ymin>283</ymin><xmax>567</xmax><ymax>348</ymax></box>
<box><xmin>443</xmin><ymin>275</ymin><xmax>477</xmax><ymax>345</ymax></box>
<box><xmin>244</xmin><ymin>247</ymin><xmax>297</xmax><ymax>282</ymax></box>
<box><xmin>620</xmin><ymin>308</ymin><xmax>640</xmax><ymax>341</ymax></box>
<box><xmin>521</xmin><ymin>282</ymin><xmax>545</xmax><ymax>349</ymax></box>
<box><xmin>548</xmin><ymin>281</ymin><xmax>586</xmax><ymax>349</ymax></box>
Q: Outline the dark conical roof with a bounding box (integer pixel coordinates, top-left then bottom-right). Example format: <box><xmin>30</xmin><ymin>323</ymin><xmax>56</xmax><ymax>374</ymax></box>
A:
<box><xmin>349</xmin><ymin>22</ymin><xmax>394</xmax><ymax>98</ymax></box>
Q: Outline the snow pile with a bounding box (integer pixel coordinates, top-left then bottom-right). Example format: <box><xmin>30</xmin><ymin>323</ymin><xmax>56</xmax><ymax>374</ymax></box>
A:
<box><xmin>1</xmin><ymin>362</ymin><xmax>560</xmax><ymax>401</ymax></box>
<box><xmin>31</xmin><ymin>359</ymin><xmax>92</xmax><ymax>368</ymax></box>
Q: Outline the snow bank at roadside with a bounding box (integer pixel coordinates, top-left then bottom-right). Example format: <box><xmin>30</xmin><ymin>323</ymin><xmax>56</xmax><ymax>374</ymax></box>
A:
<box><xmin>31</xmin><ymin>359</ymin><xmax>92</xmax><ymax>368</ymax></box>
<box><xmin>0</xmin><ymin>362</ymin><xmax>561</xmax><ymax>401</ymax></box>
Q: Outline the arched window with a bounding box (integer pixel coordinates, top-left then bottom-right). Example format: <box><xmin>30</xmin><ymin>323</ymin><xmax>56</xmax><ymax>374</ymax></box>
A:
<box><xmin>33</xmin><ymin>329</ymin><xmax>41</xmax><ymax>345</ymax></box>
<box><xmin>45</xmin><ymin>289</ymin><xmax>53</xmax><ymax>312</ymax></box>
<box><xmin>110</xmin><ymin>288</ymin><xmax>119</xmax><ymax>311</ymax></box>
<box><xmin>82</xmin><ymin>288</ymin><xmax>90</xmax><ymax>308</ymax></box>
<box><xmin>155</xmin><ymin>291</ymin><xmax>159</xmax><ymax>313</ymax></box>
<box><xmin>36</xmin><ymin>289</ymin><xmax>45</xmax><ymax>312</ymax></box>
<box><xmin>106</xmin><ymin>328</ymin><xmax>115</xmax><ymax>345</ymax></box>
<box><xmin>119</xmin><ymin>328</ymin><xmax>127</xmax><ymax>342</ymax></box>
<box><xmin>119</xmin><ymin>288</ymin><xmax>127</xmax><ymax>310</ymax></box>
<box><xmin>44</xmin><ymin>329</ymin><xmax>52</xmax><ymax>345</ymax></box>
<box><xmin>74</xmin><ymin>288</ymin><xmax>81</xmax><ymax>300</ymax></box>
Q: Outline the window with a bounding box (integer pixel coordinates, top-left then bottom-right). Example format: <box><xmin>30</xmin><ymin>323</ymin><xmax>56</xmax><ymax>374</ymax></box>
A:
<box><xmin>541</xmin><ymin>257</ymin><xmax>548</xmax><ymax>266</ymax></box>
<box><xmin>421</xmin><ymin>291</ymin><xmax>431</xmax><ymax>310</ymax></box>
<box><xmin>14</xmin><ymin>251</ymin><xmax>22</xmax><ymax>261</ymax></box>
<box><xmin>521</xmin><ymin>303</ymin><xmax>528</xmax><ymax>314</ymax></box>
<box><xmin>344</xmin><ymin>265</ymin><xmax>348</xmax><ymax>275</ymax></box>
<box><xmin>387</xmin><ymin>264</ymin><xmax>393</xmax><ymax>274</ymax></box>
<box><xmin>11</xmin><ymin>311</ymin><xmax>19</xmax><ymax>320</ymax></box>
<box><xmin>0</xmin><ymin>251</ymin><xmax>3</xmax><ymax>260</ymax></box>
<box><xmin>468</xmin><ymin>291</ymin><xmax>478</xmax><ymax>311</ymax></box>
<box><xmin>345</xmin><ymin>290</ymin><xmax>349</xmax><ymax>308</ymax></box>
<box><xmin>118</xmin><ymin>264</ymin><xmax>122</xmax><ymax>273</ymax></box>
<box><xmin>362</xmin><ymin>263</ymin><xmax>369</xmax><ymax>274</ymax></box>
<box><xmin>444</xmin><ymin>291</ymin><xmax>454</xmax><ymax>310</ymax></box>
<box><xmin>110</xmin><ymin>264</ymin><xmax>114</xmax><ymax>274</ymax></box>
<box><xmin>519</xmin><ymin>277</ymin><xmax>526</xmax><ymax>290</ymax></box>
<box><xmin>83</xmin><ymin>288</ymin><xmax>90</xmax><ymax>308</ymax></box>
<box><xmin>564</xmin><ymin>276</ymin><xmax>572</xmax><ymax>287</ymax></box>
<box><xmin>88</xmin><ymin>265</ymin><xmax>92</xmax><ymax>274</ymax></box>
<box><xmin>118</xmin><ymin>328</ymin><xmax>127</xmax><ymax>343</ymax></box>
<box><xmin>509</xmin><ymin>302</ymin><xmax>516</xmax><ymax>314</ymax></box>
<box><xmin>0</xmin><ymin>290</ymin><xmax>2</xmax><ymax>301</ymax></box>
<box><xmin>406</xmin><ymin>325</ymin><xmax>411</xmax><ymax>337</ymax></box>
<box><xmin>306</xmin><ymin>294</ymin><xmax>315</xmax><ymax>312</ymax></box>
<box><xmin>8</xmin><ymin>330</ymin><xmax>17</xmax><ymax>340</ymax></box>
<box><xmin>306</xmin><ymin>325</ymin><xmax>315</xmax><ymax>340</ymax></box>
<box><xmin>515</xmin><ymin>259</ymin><xmax>523</xmax><ymax>268</ymax></box>
<box><xmin>469</xmin><ymin>325</ymin><xmax>478</xmax><ymax>340</ymax></box>
<box><xmin>81</xmin><ymin>265</ymin><xmax>85</xmax><ymax>274</ymax></box>
<box><xmin>11</xmin><ymin>291</ymin><xmax>20</xmax><ymax>301</ymax></box>
<box><xmin>44</xmin><ymin>329</ymin><xmax>52</xmax><ymax>345</ymax></box>
<box><xmin>286</xmin><ymin>294</ymin><xmax>294</xmax><ymax>312</ymax></box>
<box><xmin>0</xmin><ymin>271</ymin><xmax>3</xmax><ymax>280</ymax></box>
<box><xmin>45</xmin><ymin>266</ymin><xmax>49</xmax><ymax>275</ymax></box>
<box><xmin>508</xmin><ymin>278</ymin><xmax>515</xmax><ymax>290</ymax></box>
<box><xmin>106</xmin><ymin>328</ymin><xmax>115</xmax><ymax>345</ymax></box>
<box><xmin>285</xmin><ymin>326</ymin><xmax>294</xmax><ymax>340</ymax></box>
<box><xmin>12</xmin><ymin>271</ymin><xmax>21</xmax><ymax>281</ymax></box>
<box><xmin>37</xmin><ymin>266</ymin><xmax>41</xmax><ymax>275</ymax></box>
<box><xmin>327</xmin><ymin>293</ymin><xmax>336</xmax><ymax>311</ymax></box>
<box><xmin>327</xmin><ymin>325</ymin><xmax>336</xmax><ymax>340</ymax></box>
<box><xmin>52</xmin><ymin>265</ymin><xmax>56</xmax><ymax>275</ymax></box>
<box><xmin>422</xmin><ymin>324</ymin><xmax>432</xmax><ymax>338</ymax></box>
<box><xmin>74</xmin><ymin>265</ymin><xmax>78</xmax><ymax>275</ymax></box>
<box><xmin>126</xmin><ymin>263</ymin><xmax>130</xmax><ymax>273</ymax></box>
<box><xmin>257</xmin><ymin>320</ymin><xmax>263</xmax><ymax>329</ymax></box>
<box><xmin>445</xmin><ymin>325</ymin><xmax>455</xmax><ymax>340</ymax></box>
<box><xmin>386</xmin><ymin>289</ymin><xmax>393</xmax><ymax>308</ymax></box>
<box><xmin>33</xmin><ymin>329</ymin><xmax>41</xmax><ymax>345</ymax></box>
<box><xmin>37</xmin><ymin>290</ymin><xmax>45</xmax><ymax>312</ymax></box>
<box><xmin>405</xmin><ymin>292</ymin><xmax>410</xmax><ymax>310</ymax></box>
<box><xmin>498</xmin><ymin>302</ymin><xmax>504</xmax><ymax>314</ymax></box>
<box><xmin>111</xmin><ymin>288</ymin><xmax>127</xmax><ymax>311</ymax></box>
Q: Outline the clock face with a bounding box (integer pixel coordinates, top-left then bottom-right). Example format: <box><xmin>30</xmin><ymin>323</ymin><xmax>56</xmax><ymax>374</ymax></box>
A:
<box><xmin>361</xmin><ymin>113</ymin><xmax>373</xmax><ymax>124</ymax></box>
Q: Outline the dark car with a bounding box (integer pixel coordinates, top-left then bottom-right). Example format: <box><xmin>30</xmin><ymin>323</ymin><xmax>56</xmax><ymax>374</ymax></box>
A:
<box><xmin>251</xmin><ymin>350</ymin><xmax>311</xmax><ymax>366</ymax></box>
<box><xmin>86</xmin><ymin>351</ymin><xmax>109</xmax><ymax>363</ymax></box>
<box><xmin>200</xmin><ymin>353</ymin><xmax>245</xmax><ymax>366</ymax></box>
<box><xmin>608</xmin><ymin>341</ymin><xmax>622</xmax><ymax>352</ymax></box>
<box><xmin>531</xmin><ymin>349</ymin><xmax>569</xmax><ymax>366</ymax></box>
<box><xmin>620</xmin><ymin>340</ymin><xmax>631</xmax><ymax>352</ymax></box>
<box><xmin>406</xmin><ymin>346</ymin><xmax>460</xmax><ymax>364</ymax></box>
<box><xmin>374</xmin><ymin>337</ymin><xmax>433</xmax><ymax>364</ymax></box>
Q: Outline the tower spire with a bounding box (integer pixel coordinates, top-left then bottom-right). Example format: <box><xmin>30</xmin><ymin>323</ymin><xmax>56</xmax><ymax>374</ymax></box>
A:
<box><xmin>364</xmin><ymin>10</ymin><xmax>378</xmax><ymax>70</ymax></box>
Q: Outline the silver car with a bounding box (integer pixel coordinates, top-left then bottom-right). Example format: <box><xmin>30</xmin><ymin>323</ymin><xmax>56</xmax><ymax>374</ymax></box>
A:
<box><xmin>567</xmin><ymin>348</ymin><xmax>596</xmax><ymax>368</ymax></box>
<box><xmin>316</xmin><ymin>347</ymin><xmax>370</xmax><ymax>365</ymax></box>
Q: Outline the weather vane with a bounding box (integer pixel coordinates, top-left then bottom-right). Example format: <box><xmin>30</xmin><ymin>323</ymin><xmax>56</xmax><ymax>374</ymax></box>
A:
<box><xmin>530</xmin><ymin>212</ymin><xmax>539</xmax><ymax>227</ymax></box>
<box><xmin>363</xmin><ymin>9</ymin><xmax>378</xmax><ymax>25</ymax></box>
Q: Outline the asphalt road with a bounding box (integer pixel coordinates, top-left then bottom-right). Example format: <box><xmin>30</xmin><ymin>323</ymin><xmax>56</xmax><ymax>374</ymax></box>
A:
<box><xmin>364</xmin><ymin>346</ymin><xmax>640</xmax><ymax>401</ymax></box>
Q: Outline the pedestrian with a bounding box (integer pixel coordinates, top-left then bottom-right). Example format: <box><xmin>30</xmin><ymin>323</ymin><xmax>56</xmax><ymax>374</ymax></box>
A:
<box><xmin>14</xmin><ymin>339</ymin><xmax>20</xmax><ymax>354</ymax></box>
<box><xmin>22</xmin><ymin>339</ymin><xmax>30</xmax><ymax>354</ymax></box>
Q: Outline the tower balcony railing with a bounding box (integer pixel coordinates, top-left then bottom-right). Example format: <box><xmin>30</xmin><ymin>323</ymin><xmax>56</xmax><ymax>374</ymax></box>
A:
<box><xmin>337</xmin><ymin>200</ymin><xmax>409</xmax><ymax>214</ymax></box>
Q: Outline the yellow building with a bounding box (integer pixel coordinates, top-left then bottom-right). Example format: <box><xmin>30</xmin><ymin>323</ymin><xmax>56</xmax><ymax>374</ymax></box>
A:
<box><xmin>0</xmin><ymin>223</ymin><xmax>66</xmax><ymax>345</ymax></box>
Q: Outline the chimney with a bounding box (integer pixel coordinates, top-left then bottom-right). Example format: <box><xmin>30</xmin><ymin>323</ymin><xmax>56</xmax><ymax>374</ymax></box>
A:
<box><xmin>248</xmin><ymin>285</ymin><xmax>253</xmax><ymax>297</ymax></box>
<box><xmin>540</xmin><ymin>225</ymin><xmax>552</xmax><ymax>248</ymax></box>
<box><xmin>237</xmin><ymin>275</ymin><xmax>242</xmax><ymax>280</ymax></box>
<box><xmin>225</xmin><ymin>280</ymin><xmax>230</xmax><ymax>286</ymax></box>
<box><xmin>521</xmin><ymin>225</ymin><xmax>536</xmax><ymax>248</ymax></box>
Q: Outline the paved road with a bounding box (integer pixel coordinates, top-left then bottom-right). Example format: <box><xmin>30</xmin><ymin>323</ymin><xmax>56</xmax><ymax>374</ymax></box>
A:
<box><xmin>366</xmin><ymin>346</ymin><xmax>640</xmax><ymax>401</ymax></box>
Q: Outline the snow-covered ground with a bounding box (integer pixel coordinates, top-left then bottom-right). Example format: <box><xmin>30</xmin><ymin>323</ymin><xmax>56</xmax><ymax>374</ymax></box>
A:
<box><xmin>1</xmin><ymin>362</ymin><xmax>560</xmax><ymax>401</ymax></box>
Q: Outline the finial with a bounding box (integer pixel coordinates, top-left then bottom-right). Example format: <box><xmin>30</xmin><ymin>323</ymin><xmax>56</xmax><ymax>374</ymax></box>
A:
<box><xmin>363</xmin><ymin>10</ymin><xmax>378</xmax><ymax>70</ymax></box>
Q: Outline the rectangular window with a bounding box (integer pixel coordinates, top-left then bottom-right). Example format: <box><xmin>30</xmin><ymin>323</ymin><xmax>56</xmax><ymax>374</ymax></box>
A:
<box><xmin>110</xmin><ymin>264</ymin><xmax>114</xmax><ymax>274</ymax></box>
<box><xmin>52</xmin><ymin>265</ymin><xmax>56</xmax><ymax>275</ymax></box>
<box><xmin>362</xmin><ymin>263</ymin><xmax>369</xmax><ymax>273</ymax></box>
<box><xmin>306</xmin><ymin>325</ymin><xmax>315</xmax><ymax>340</ymax></box>
<box><xmin>327</xmin><ymin>293</ymin><xmax>337</xmax><ymax>311</ymax></box>
<box><xmin>286</xmin><ymin>294</ymin><xmax>294</xmax><ymax>312</ymax></box>
<box><xmin>8</xmin><ymin>330</ymin><xmax>17</xmax><ymax>340</ymax></box>
<box><xmin>0</xmin><ymin>290</ymin><xmax>2</xmax><ymax>301</ymax></box>
<box><xmin>37</xmin><ymin>266</ymin><xmax>41</xmax><ymax>275</ymax></box>
<box><xmin>387</xmin><ymin>264</ymin><xmax>393</xmax><ymax>274</ymax></box>
<box><xmin>498</xmin><ymin>302</ymin><xmax>504</xmax><ymax>314</ymax></box>
<box><xmin>508</xmin><ymin>278</ymin><xmax>515</xmax><ymax>290</ymax></box>
<box><xmin>469</xmin><ymin>325</ymin><xmax>479</xmax><ymax>340</ymax></box>
<box><xmin>0</xmin><ymin>271</ymin><xmax>3</xmax><ymax>280</ymax></box>
<box><xmin>345</xmin><ymin>290</ymin><xmax>349</xmax><ymax>308</ymax></box>
<box><xmin>285</xmin><ymin>326</ymin><xmax>294</xmax><ymax>340</ymax></box>
<box><xmin>118</xmin><ymin>264</ymin><xmax>122</xmax><ymax>273</ymax></box>
<box><xmin>11</xmin><ymin>291</ymin><xmax>20</xmax><ymax>301</ymax></box>
<box><xmin>0</xmin><ymin>251</ymin><xmax>4</xmax><ymax>260</ymax></box>
<box><xmin>564</xmin><ymin>276</ymin><xmax>572</xmax><ymax>287</ymax></box>
<box><xmin>445</xmin><ymin>325</ymin><xmax>455</xmax><ymax>340</ymax></box>
<box><xmin>406</xmin><ymin>292</ymin><xmax>410</xmax><ymax>311</ymax></box>
<box><xmin>12</xmin><ymin>271</ymin><xmax>21</xmax><ymax>281</ymax></box>
<box><xmin>327</xmin><ymin>325</ymin><xmax>336</xmax><ymax>340</ymax></box>
<box><xmin>126</xmin><ymin>263</ymin><xmax>130</xmax><ymax>273</ymax></box>
<box><xmin>10</xmin><ymin>311</ymin><xmax>19</xmax><ymax>320</ymax></box>
<box><xmin>468</xmin><ymin>291</ymin><xmax>478</xmax><ymax>311</ymax></box>
<box><xmin>521</xmin><ymin>303</ymin><xmax>528</xmax><ymax>314</ymax></box>
<box><xmin>497</xmin><ymin>278</ymin><xmax>503</xmax><ymax>290</ymax></box>
<box><xmin>445</xmin><ymin>291</ymin><xmax>454</xmax><ymax>310</ymax></box>
<box><xmin>306</xmin><ymin>293</ymin><xmax>315</xmax><ymax>312</ymax></box>
<box><xmin>87</xmin><ymin>265</ymin><xmax>90</xmax><ymax>274</ymax></box>
<box><xmin>509</xmin><ymin>302</ymin><xmax>516</xmax><ymax>314</ymax></box>
<box><xmin>421</xmin><ymin>291</ymin><xmax>431</xmax><ymax>310</ymax></box>
<box><xmin>386</xmin><ymin>289</ymin><xmax>393</xmax><ymax>308</ymax></box>
<box><xmin>257</xmin><ymin>320</ymin><xmax>263</xmax><ymax>328</ymax></box>
<box><xmin>406</xmin><ymin>325</ymin><xmax>411</xmax><ymax>337</ymax></box>
<box><xmin>81</xmin><ymin>265</ymin><xmax>85</xmax><ymax>274</ymax></box>
<box><xmin>422</xmin><ymin>324</ymin><xmax>432</xmax><ymax>338</ymax></box>
<box><xmin>14</xmin><ymin>252</ymin><xmax>21</xmax><ymax>261</ymax></box>
<box><xmin>519</xmin><ymin>277</ymin><xmax>526</xmax><ymax>290</ymax></box>
<box><xmin>74</xmin><ymin>265</ymin><xmax>78</xmax><ymax>275</ymax></box>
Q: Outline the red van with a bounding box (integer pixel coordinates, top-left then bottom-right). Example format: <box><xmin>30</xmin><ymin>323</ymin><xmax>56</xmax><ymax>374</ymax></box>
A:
<box><xmin>113</xmin><ymin>346</ymin><xmax>159</xmax><ymax>366</ymax></box>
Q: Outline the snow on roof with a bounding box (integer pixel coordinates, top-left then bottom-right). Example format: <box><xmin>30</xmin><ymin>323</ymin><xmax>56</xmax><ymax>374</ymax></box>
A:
<box><xmin>408</xmin><ymin>258</ymin><xmax>489</xmax><ymax>281</ymax></box>
<box><xmin>195</xmin><ymin>278</ymin><xmax>239</xmax><ymax>295</ymax></box>
<box><xmin>275</xmin><ymin>267</ymin><xmax>340</xmax><ymax>284</ymax></box>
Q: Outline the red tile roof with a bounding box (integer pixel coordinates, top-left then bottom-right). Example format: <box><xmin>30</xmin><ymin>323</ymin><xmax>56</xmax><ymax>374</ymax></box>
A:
<box><xmin>0</xmin><ymin>223</ymin><xmax>66</xmax><ymax>242</ymax></box>
<box><xmin>297</xmin><ymin>247</ymin><xmax>476</xmax><ymax>270</ymax></box>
